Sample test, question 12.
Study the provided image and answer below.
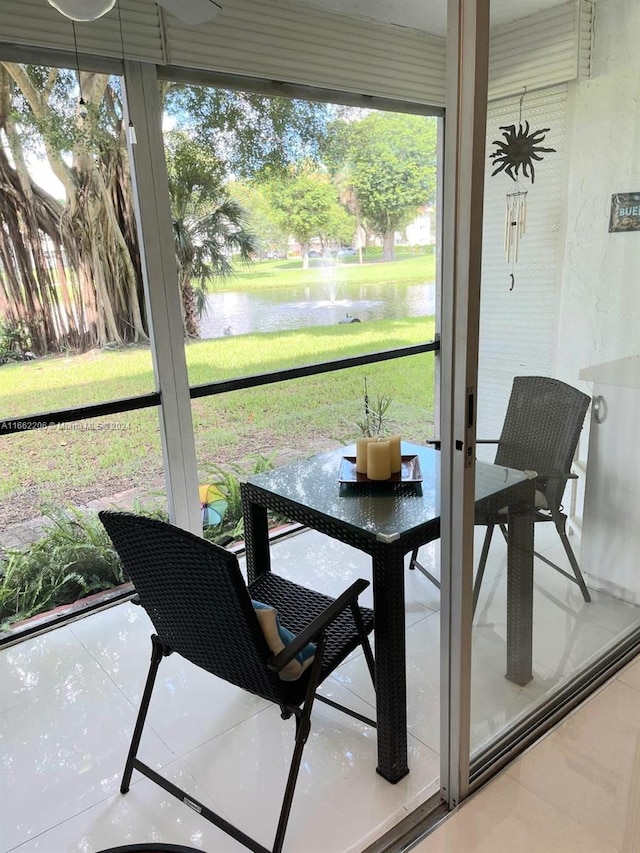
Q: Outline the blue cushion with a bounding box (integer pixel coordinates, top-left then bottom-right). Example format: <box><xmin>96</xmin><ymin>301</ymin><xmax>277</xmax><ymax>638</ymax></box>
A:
<box><xmin>252</xmin><ymin>599</ymin><xmax>316</xmax><ymax>680</ymax></box>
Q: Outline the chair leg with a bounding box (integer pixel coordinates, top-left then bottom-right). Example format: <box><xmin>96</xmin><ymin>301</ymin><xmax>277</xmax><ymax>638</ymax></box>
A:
<box><xmin>409</xmin><ymin>546</ymin><xmax>441</xmax><ymax>590</ymax></box>
<box><xmin>121</xmin><ymin>635</ymin><xmax>165</xmax><ymax>794</ymax></box>
<box><xmin>553</xmin><ymin>512</ymin><xmax>591</xmax><ymax>603</ymax></box>
<box><xmin>350</xmin><ymin>602</ymin><xmax>375</xmax><ymax>688</ymax></box>
<box><xmin>473</xmin><ymin>525</ymin><xmax>494</xmax><ymax>617</ymax></box>
<box><xmin>272</xmin><ymin>637</ymin><xmax>326</xmax><ymax>853</ymax></box>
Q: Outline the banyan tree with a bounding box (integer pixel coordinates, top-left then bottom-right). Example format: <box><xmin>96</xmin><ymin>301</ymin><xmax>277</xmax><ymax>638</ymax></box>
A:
<box><xmin>0</xmin><ymin>65</ymin><xmax>329</xmax><ymax>356</ymax></box>
<box><xmin>0</xmin><ymin>64</ymin><xmax>147</xmax><ymax>356</ymax></box>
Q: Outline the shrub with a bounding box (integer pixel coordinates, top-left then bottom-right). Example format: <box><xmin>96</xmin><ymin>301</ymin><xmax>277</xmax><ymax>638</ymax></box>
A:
<box><xmin>0</xmin><ymin>460</ymin><xmax>286</xmax><ymax>631</ymax></box>
<box><xmin>203</xmin><ymin>453</ymin><xmax>282</xmax><ymax>542</ymax></box>
<box><xmin>0</xmin><ymin>318</ymin><xmax>32</xmax><ymax>365</ymax></box>
<box><xmin>0</xmin><ymin>506</ymin><xmax>126</xmax><ymax>629</ymax></box>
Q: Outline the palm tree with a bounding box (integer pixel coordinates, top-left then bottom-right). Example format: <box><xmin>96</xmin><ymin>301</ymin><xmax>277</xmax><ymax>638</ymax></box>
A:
<box><xmin>166</xmin><ymin>133</ymin><xmax>259</xmax><ymax>337</ymax></box>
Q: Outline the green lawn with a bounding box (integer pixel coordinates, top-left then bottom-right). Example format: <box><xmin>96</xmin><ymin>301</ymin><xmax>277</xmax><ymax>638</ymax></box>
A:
<box><xmin>0</xmin><ymin>317</ymin><xmax>436</xmax><ymax>526</ymax></box>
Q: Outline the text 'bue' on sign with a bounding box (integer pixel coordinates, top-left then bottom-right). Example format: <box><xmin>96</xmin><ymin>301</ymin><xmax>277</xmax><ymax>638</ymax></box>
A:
<box><xmin>609</xmin><ymin>192</ymin><xmax>640</xmax><ymax>233</ymax></box>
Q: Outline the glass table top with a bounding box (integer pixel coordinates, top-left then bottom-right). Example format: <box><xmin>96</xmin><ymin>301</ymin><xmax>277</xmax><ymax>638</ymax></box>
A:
<box><xmin>246</xmin><ymin>441</ymin><xmax>530</xmax><ymax>543</ymax></box>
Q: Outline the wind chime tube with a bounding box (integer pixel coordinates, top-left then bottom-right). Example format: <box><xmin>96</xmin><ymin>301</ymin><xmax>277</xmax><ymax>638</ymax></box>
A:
<box><xmin>504</xmin><ymin>192</ymin><xmax>528</xmax><ymax>265</ymax></box>
<box><xmin>504</xmin><ymin>198</ymin><xmax>510</xmax><ymax>257</ymax></box>
<box><xmin>505</xmin><ymin>196</ymin><xmax>514</xmax><ymax>262</ymax></box>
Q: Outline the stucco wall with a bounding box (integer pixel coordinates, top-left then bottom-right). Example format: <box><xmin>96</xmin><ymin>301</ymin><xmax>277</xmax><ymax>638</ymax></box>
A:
<box><xmin>554</xmin><ymin>0</ymin><xmax>640</xmax><ymax>387</ymax></box>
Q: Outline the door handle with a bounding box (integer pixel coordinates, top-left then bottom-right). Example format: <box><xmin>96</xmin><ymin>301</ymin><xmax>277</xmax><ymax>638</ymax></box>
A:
<box><xmin>593</xmin><ymin>395</ymin><xmax>607</xmax><ymax>424</ymax></box>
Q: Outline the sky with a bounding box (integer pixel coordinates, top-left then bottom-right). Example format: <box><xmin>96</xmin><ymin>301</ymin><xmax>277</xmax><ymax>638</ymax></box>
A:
<box><xmin>25</xmin><ymin>152</ymin><xmax>66</xmax><ymax>199</ymax></box>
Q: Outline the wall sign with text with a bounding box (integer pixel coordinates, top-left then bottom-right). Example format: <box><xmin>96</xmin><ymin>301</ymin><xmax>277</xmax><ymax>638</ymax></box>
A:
<box><xmin>609</xmin><ymin>192</ymin><xmax>640</xmax><ymax>233</ymax></box>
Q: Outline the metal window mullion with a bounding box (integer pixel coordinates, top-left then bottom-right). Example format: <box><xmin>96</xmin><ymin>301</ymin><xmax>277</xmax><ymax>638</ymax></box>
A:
<box><xmin>433</xmin><ymin>116</ymin><xmax>445</xmax><ymax>438</ymax></box>
<box><xmin>439</xmin><ymin>0</ymin><xmax>490</xmax><ymax>809</ymax></box>
<box><xmin>123</xmin><ymin>60</ymin><xmax>201</xmax><ymax>535</ymax></box>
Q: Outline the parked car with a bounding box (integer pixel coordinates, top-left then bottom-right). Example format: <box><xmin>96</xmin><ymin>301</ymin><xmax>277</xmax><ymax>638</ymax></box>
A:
<box><xmin>338</xmin><ymin>247</ymin><xmax>357</xmax><ymax>257</ymax></box>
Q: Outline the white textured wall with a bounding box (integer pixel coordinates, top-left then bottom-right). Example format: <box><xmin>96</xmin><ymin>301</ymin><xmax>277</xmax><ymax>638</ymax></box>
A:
<box><xmin>554</xmin><ymin>0</ymin><xmax>640</xmax><ymax>388</ymax></box>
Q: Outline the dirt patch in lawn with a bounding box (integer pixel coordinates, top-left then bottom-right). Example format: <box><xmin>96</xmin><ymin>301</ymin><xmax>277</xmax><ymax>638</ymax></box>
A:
<box><xmin>0</xmin><ymin>431</ymin><xmax>338</xmax><ymax>534</ymax></box>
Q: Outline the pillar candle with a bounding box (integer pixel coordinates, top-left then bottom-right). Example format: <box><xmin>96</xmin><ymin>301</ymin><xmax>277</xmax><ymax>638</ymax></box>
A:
<box><xmin>388</xmin><ymin>435</ymin><xmax>402</xmax><ymax>474</ymax></box>
<box><xmin>367</xmin><ymin>438</ymin><xmax>391</xmax><ymax>480</ymax></box>
<box><xmin>356</xmin><ymin>437</ymin><xmax>374</xmax><ymax>474</ymax></box>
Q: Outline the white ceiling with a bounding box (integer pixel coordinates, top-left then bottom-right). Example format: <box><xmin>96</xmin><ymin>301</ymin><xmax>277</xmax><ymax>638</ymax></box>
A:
<box><xmin>292</xmin><ymin>0</ymin><xmax>572</xmax><ymax>38</ymax></box>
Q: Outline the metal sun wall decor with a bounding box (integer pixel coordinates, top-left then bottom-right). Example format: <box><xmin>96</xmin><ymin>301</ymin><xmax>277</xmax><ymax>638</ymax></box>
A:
<box><xmin>490</xmin><ymin>120</ymin><xmax>556</xmax><ymax>184</ymax></box>
<box><xmin>490</xmin><ymin>91</ymin><xmax>556</xmax><ymax>290</ymax></box>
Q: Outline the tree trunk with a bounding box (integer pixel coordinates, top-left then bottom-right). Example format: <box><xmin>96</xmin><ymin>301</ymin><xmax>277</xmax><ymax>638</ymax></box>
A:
<box><xmin>1</xmin><ymin>64</ymin><xmax>147</xmax><ymax>354</ymax></box>
<box><xmin>382</xmin><ymin>230</ymin><xmax>395</xmax><ymax>261</ymax></box>
<box><xmin>301</xmin><ymin>241</ymin><xmax>310</xmax><ymax>270</ymax></box>
<box><xmin>180</xmin><ymin>271</ymin><xmax>200</xmax><ymax>338</ymax></box>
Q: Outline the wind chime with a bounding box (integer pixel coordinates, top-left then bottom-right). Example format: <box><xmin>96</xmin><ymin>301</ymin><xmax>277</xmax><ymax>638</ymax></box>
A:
<box><xmin>504</xmin><ymin>190</ymin><xmax>527</xmax><ymax>283</ymax></box>
<box><xmin>490</xmin><ymin>89</ymin><xmax>556</xmax><ymax>290</ymax></box>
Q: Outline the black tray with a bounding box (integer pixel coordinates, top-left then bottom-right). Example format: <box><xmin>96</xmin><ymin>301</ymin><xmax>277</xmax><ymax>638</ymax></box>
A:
<box><xmin>339</xmin><ymin>455</ymin><xmax>422</xmax><ymax>484</ymax></box>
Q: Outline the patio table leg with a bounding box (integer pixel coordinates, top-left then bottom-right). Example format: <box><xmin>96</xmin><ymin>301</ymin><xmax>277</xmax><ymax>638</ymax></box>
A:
<box><xmin>241</xmin><ymin>490</ymin><xmax>270</xmax><ymax>584</ymax></box>
<box><xmin>372</xmin><ymin>544</ymin><xmax>409</xmax><ymax>783</ymax></box>
<box><xmin>505</xmin><ymin>482</ymin><xmax>535</xmax><ymax>686</ymax></box>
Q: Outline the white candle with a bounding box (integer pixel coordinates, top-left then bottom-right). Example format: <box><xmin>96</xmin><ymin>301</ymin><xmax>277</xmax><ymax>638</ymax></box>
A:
<box><xmin>388</xmin><ymin>435</ymin><xmax>402</xmax><ymax>473</ymax></box>
<box><xmin>367</xmin><ymin>439</ymin><xmax>391</xmax><ymax>480</ymax></box>
<box><xmin>356</xmin><ymin>437</ymin><xmax>374</xmax><ymax>474</ymax></box>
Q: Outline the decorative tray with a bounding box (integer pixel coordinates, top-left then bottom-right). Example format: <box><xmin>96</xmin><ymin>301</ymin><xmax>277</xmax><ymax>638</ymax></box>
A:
<box><xmin>339</xmin><ymin>455</ymin><xmax>423</xmax><ymax>484</ymax></box>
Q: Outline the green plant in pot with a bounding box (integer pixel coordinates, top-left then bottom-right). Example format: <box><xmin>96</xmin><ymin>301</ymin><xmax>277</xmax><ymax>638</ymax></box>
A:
<box><xmin>353</xmin><ymin>378</ymin><xmax>394</xmax><ymax>437</ymax></box>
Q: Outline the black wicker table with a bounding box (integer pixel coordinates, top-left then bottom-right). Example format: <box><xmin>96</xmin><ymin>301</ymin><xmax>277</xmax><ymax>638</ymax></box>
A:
<box><xmin>241</xmin><ymin>442</ymin><xmax>535</xmax><ymax>784</ymax></box>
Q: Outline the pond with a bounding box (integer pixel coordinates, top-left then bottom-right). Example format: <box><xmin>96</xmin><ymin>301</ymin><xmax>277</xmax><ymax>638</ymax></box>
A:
<box><xmin>200</xmin><ymin>279</ymin><xmax>435</xmax><ymax>338</ymax></box>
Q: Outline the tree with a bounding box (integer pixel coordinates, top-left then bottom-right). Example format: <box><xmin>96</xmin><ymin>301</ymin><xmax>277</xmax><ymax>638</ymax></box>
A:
<box><xmin>324</xmin><ymin>112</ymin><xmax>437</xmax><ymax>261</ymax></box>
<box><xmin>164</xmin><ymin>86</ymin><xmax>329</xmax><ymax>179</ymax></box>
<box><xmin>165</xmin><ymin>133</ymin><xmax>259</xmax><ymax>337</ymax></box>
<box><xmin>263</xmin><ymin>164</ymin><xmax>354</xmax><ymax>268</ymax></box>
<box><xmin>0</xmin><ymin>67</ymin><xmax>329</xmax><ymax>355</ymax></box>
<box><xmin>229</xmin><ymin>182</ymin><xmax>289</xmax><ymax>258</ymax></box>
<box><xmin>0</xmin><ymin>64</ymin><xmax>146</xmax><ymax>354</ymax></box>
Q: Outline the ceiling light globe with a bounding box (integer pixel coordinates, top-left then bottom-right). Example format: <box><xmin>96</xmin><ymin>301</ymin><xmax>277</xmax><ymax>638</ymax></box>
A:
<box><xmin>47</xmin><ymin>0</ymin><xmax>117</xmax><ymax>22</ymax></box>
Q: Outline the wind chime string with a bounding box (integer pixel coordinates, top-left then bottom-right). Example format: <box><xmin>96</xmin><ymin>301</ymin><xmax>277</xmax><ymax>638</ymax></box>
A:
<box><xmin>71</xmin><ymin>22</ymin><xmax>86</xmax><ymax>114</ymax></box>
<box><xmin>504</xmin><ymin>87</ymin><xmax>528</xmax><ymax>290</ymax></box>
<box><xmin>117</xmin><ymin>1</ymin><xmax>137</xmax><ymax>144</ymax></box>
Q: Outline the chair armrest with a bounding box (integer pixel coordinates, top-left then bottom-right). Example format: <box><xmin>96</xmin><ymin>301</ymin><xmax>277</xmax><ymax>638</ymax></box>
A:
<box><xmin>536</xmin><ymin>471</ymin><xmax>574</xmax><ymax>482</ymax></box>
<box><xmin>268</xmin><ymin>578</ymin><xmax>369</xmax><ymax>672</ymax></box>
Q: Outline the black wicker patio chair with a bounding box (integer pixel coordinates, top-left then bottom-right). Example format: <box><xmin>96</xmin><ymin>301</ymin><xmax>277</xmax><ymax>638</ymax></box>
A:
<box><xmin>99</xmin><ymin>511</ymin><xmax>375</xmax><ymax>853</ymax></box>
<box><xmin>410</xmin><ymin>376</ymin><xmax>591</xmax><ymax>612</ymax></box>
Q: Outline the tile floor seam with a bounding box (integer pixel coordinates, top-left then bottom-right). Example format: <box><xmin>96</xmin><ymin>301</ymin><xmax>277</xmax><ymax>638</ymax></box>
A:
<box><xmin>2</xmin><ymin>772</ymin><xmax>143</xmax><ymax>853</ymax></box>
<box><xmin>67</xmin><ymin>624</ymin><xmax>186</xmax><ymax>761</ymax></box>
<box><xmin>616</xmin><ymin>669</ymin><xmax>640</xmax><ymax>692</ymax></box>
<box><xmin>177</xmin><ymin>701</ymin><xmax>275</xmax><ymax>764</ymax></box>
<box><xmin>500</xmin><ymin>673</ymin><xmax>640</xmax><ymax>853</ymax></box>
<box><xmin>321</xmin><ymin>675</ymin><xmax>378</xmax><ymax>715</ymax></box>
<box><xmin>507</xmin><ymin>775</ymin><xmax>624</xmax><ymax>852</ymax></box>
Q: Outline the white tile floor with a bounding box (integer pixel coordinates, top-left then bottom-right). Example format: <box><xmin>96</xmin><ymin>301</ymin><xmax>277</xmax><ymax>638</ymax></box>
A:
<box><xmin>1</xmin><ymin>526</ymin><xmax>638</xmax><ymax>853</ymax></box>
<box><xmin>412</xmin><ymin>654</ymin><xmax>640</xmax><ymax>853</ymax></box>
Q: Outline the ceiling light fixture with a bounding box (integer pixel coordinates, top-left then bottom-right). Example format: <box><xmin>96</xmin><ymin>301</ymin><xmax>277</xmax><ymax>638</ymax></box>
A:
<box><xmin>47</xmin><ymin>0</ymin><xmax>116</xmax><ymax>22</ymax></box>
<box><xmin>47</xmin><ymin>0</ymin><xmax>222</xmax><ymax>26</ymax></box>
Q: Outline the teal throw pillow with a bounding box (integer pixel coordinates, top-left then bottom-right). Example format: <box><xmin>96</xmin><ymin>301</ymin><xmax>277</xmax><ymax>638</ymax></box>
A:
<box><xmin>252</xmin><ymin>599</ymin><xmax>316</xmax><ymax>681</ymax></box>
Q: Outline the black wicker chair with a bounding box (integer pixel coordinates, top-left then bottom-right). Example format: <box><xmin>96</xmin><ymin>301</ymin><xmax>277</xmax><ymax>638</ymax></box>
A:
<box><xmin>99</xmin><ymin>511</ymin><xmax>375</xmax><ymax>853</ymax></box>
<box><xmin>410</xmin><ymin>376</ymin><xmax>591</xmax><ymax>612</ymax></box>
